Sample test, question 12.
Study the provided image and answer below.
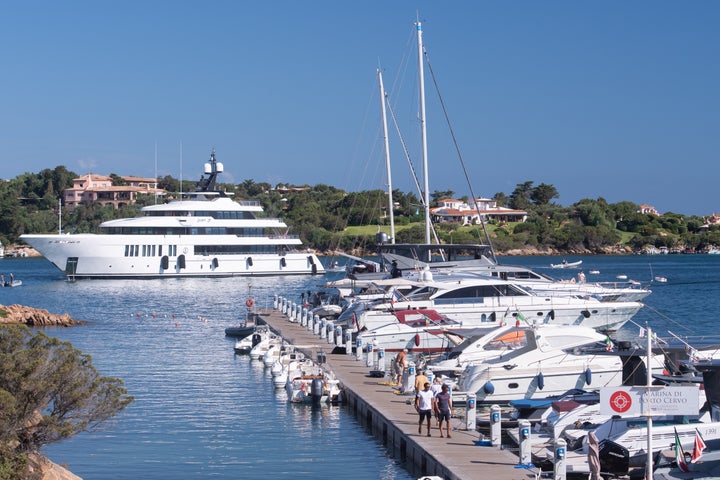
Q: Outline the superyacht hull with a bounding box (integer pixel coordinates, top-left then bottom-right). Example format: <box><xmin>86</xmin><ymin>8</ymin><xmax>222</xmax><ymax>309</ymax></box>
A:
<box><xmin>21</xmin><ymin>233</ymin><xmax>324</xmax><ymax>278</ymax></box>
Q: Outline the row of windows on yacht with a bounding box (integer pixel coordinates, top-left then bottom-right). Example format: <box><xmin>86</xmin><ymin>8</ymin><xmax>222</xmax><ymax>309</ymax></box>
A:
<box><xmin>145</xmin><ymin>211</ymin><xmax>258</xmax><ymax>219</ymax></box>
<box><xmin>123</xmin><ymin>244</ymin><xmax>282</xmax><ymax>257</ymax></box>
<box><xmin>105</xmin><ymin>227</ymin><xmax>297</xmax><ymax>238</ymax></box>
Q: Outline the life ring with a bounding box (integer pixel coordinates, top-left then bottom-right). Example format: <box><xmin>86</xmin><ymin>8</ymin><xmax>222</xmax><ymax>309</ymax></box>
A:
<box><xmin>246</xmin><ymin>298</ymin><xmax>255</xmax><ymax>308</ymax></box>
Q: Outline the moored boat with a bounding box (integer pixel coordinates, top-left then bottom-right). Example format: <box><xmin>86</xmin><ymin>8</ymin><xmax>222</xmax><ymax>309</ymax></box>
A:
<box><xmin>20</xmin><ymin>151</ymin><xmax>324</xmax><ymax>279</ymax></box>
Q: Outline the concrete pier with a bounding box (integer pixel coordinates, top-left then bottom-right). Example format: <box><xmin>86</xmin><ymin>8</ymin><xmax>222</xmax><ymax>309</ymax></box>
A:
<box><xmin>253</xmin><ymin>309</ymin><xmax>537</xmax><ymax>480</ymax></box>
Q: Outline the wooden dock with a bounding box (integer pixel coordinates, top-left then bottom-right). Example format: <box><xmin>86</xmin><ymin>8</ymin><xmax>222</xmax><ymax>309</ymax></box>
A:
<box><xmin>253</xmin><ymin>308</ymin><xmax>539</xmax><ymax>480</ymax></box>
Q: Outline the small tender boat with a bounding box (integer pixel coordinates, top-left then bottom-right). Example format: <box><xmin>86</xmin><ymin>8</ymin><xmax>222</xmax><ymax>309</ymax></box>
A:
<box><xmin>616</xmin><ymin>274</ymin><xmax>628</xmax><ymax>280</ymax></box>
<box><xmin>3</xmin><ymin>279</ymin><xmax>22</xmax><ymax>287</ymax></box>
<box><xmin>654</xmin><ymin>276</ymin><xmax>668</xmax><ymax>283</ymax></box>
<box><xmin>550</xmin><ymin>260</ymin><xmax>583</xmax><ymax>269</ymax></box>
<box><xmin>589</xmin><ymin>270</ymin><xmax>600</xmax><ymax>275</ymax></box>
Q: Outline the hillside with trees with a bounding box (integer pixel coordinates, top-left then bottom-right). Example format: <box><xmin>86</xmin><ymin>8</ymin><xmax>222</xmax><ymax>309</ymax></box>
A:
<box><xmin>1</xmin><ymin>168</ymin><xmax>719</xmax><ymax>255</ymax></box>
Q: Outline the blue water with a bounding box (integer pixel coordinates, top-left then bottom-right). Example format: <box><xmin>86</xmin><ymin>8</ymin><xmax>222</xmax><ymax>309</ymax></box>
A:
<box><xmin>1</xmin><ymin>254</ymin><xmax>719</xmax><ymax>479</ymax></box>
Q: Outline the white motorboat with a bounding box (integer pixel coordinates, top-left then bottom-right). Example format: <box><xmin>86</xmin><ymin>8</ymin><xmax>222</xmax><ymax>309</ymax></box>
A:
<box><xmin>550</xmin><ymin>259</ymin><xmax>583</xmax><ymax>269</ymax></box>
<box><xmin>338</xmin><ymin>276</ymin><xmax>643</xmax><ymax>335</ymax></box>
<box><xmin>233</xmin><ymin>326</ymin><xmax>272</xmax><ymax>355</ymax></box>
<box><xmin>356</xmin><ymin>309</ymin><xmax>472</xmax><ymax>354</ymax></box>
<box><xmin>285</xmin><ymin>367</ymin><xmax>342</xmax><ymax>404</ymax></box>
<box><xmin>448</xmin><ymin>324</ymin><xmax>656</xmax><ymax>404</ymax></box>
<box><xmin>20</xmin><ymin>151</ymin><xmax>324</xmax><ymax>279</ymax></box>
<box><xmin>249</xmin><ymin>334</ymin><xmax>280</xmax><ymax>360</ymax></box>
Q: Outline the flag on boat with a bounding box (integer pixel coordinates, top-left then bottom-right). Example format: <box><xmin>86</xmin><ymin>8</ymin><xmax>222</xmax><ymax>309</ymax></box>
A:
<box><xmin>391</xmin><ymin>289</ymin><xmax>405</xmax><ymax>305</ymax></box>
<box><xmin>691</xmin><ymin>429</ymin><xmax>707</xmax><ymax>463</ymax></box>
<box><xmin>675</xmin><ymin>428</ymin><xmax>690</xmax><ymax>472</ymax></box>
<box><xmin>639</xmin><ymin>326</ymin><xmax>646</xmax><ymax>338</ymax></box>
<box><xmin>605</xmin><ymin>336</ymin><xmax>614</xmax><ymax>352</ymax></box>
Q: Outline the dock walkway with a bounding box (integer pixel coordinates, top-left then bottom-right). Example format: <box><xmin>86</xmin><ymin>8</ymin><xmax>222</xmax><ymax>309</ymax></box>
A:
<box><xmin>254</xmin><ymin>308</ymin><xmax>538</xmax><ymax>480</ymax></box>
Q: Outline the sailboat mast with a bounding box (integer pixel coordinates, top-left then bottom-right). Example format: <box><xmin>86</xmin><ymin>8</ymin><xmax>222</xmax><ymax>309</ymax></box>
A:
<box><xmin>378</xmin><ymin>68</ymin><xmax>395</xmax><ymax>244</ymax></box>
<box><xmin>416</xmin><ymin>21</ymin><xmax>431</xmax><ymax>247</ymax></box>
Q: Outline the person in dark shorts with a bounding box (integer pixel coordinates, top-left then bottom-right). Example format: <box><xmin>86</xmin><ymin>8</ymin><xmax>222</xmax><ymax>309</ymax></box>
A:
<box><xmin>415</xmin><ymin>382</ymin><xmax>434</xmax><ymax>436</ymax></box>
<box><xmin>433</xmin><ymin>384</ymin><xmax>453</xmax><ymax>438</ymax></box>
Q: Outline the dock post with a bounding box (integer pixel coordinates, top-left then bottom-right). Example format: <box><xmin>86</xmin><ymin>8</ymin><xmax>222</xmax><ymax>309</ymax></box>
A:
<box><xmin>490</xmin><ymin>404</ymin><xmax>502</xmax><ymax>446</ymax></box>
<box><xmin>289</xmin><ymin>302</ymin><xmax>296</xmax><ymax>321</ymax></box>
<box><xmin>327</xmin><ymin>323</ymin><xmax>335</xmax><ymax>344</ymax></box>
<box><xmin>320</xmin><ymin>319</ymin><xmax>327</xmax><ymax>339</ymax></box>
<box><xmin>307</xmin><ymin>311</ymin><xmax>313</xmax><ymax>330</ymax></box>
<box><xmin>313</xmin><ymin>315</ymin><xmax>320</xmax><ymax>335</ymax></box>
<box><xmin>295</xmin><ymin>305</ymin><xmax>302</xmax><ymax>323</ymax></box>
<box><xmin>345</xmin><ymin>330</ymin><xmax>352</xmax><ymax>355</ymax></box>
<box><xmin>403</xmin><ymin>362</ymin><xmax>416</xmax><ymax>393</ymax></box>
<box><xmin>281</xmin><ymin>297</ymin><xmax>287</xmax><ymax>314</ymax></box>
<box><xmin>273</xmin><ymin>294</ymin><xmax>278</xmax><ymax>310</ymax></box>
<box><xmin>366</xmin><ymin>341</ymin><xmax>374</xmax><ymax>367</ymax></box>
<box><xmin>518</xmin><ymin>419</ymin><xmax>532</xmax><ymax>465</ymax></box>
<box><xmin>377</xmin><ymin>347</ymin><xmax>385</xmax><ymax>373</ymax></box>
<box><xmin>335</xmin><ymin>326</ymin><xmax>342</xmax><ymax>346</ymax></box>
<box><xmin>465</xmin><ymin>393</ymin><xmax>476</xmax><ymax>431</ymax></box>
<box><xmin>356</xmin><ymin>338</ymin><xmax>363</xmax><ymax>361</ymax></box>
<box><xmin>300</xmin><ymin>307</ymin><xmax>307</xmax><ymax>326</ymax></box>
<box><xmin>553</xmin><ymin>438</ymin><xmax>566</xmax><ymax>480</ymax></box>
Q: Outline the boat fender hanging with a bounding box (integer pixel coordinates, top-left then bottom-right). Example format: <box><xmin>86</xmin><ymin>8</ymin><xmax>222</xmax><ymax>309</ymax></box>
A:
<box><xmin>212</xmin><ymin>257</ymin><xmax>219</xmax><ymax>268</ymax></box>
<box><xmin>247</xmin><ymin>257</ymin><xmax>253</xmax><ymax>267</ymax></box>
<box><xmin>311</xmin><ymin>264</ymin><xmax>317</xmax><ymax>275</ymax></box>
<box><xmin>536</xmin><ymin>372</ymin><xmax>545</xmax><ymax>390</ymax></box>
<box><xmin>585</xmin><ymin>368</ymin><xmax>592</xmax><ymax>385</ymax></box>
<box><xmin>246</xmin><ymin>298</ymin><xmax>255</xmax><ymax>308</ymax></box>
<box><xmin>280</xmin><ymin>257</ymin><xmax>287</xmax><ymax>267</ymax></box>
<box><xmin>483</xmin><ymin>381</ymin><xmax>495</xmax><ymax>394</ymax></box>
<box><xmin>414</xmin><ymin>333</ymin><xmax>421</xmax><ymax>347</ymax></box>
<box><xmin>307</xmin><ymin>255</ymin><xmax>314</xmax><ymax>265</ymax></box>
<box><xmin>581</xmin><ymin>310</ymin><xmax>591</xmax><ymax>318</ymax></box>
<box><xmin>549</xmin><ymin>309</ymin><xmax>555</xmax><ymax>320</ymax></box>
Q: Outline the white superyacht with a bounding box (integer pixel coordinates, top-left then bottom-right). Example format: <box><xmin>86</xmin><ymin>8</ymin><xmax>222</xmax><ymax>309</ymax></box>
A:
<box><xmin>21</xmin><ymin>152</ymin><xmax>324</xmax><ymax>278</ymax></box>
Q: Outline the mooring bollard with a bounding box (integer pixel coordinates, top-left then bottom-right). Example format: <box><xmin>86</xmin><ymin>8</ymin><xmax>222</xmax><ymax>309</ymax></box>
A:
<box><xmin>402</xmin><ymin>362</ymin><xmax>416</xmax><ymax>393</ymax></box>
<box><xmin>327</xmin><ymin>323</ymin><xmax>335</xmax><ymax>344</ymax></box>
<box><xmin>553</xmin><ymin>438</ymin><xmax>566</xmax><ymax>480</ymax></box>
<box><xmin>345</xmin><ymin>330</ymin><xmax>352</xmax><ymax>356</ymax></box>
<box><xmin>273</xmin><ymin>294</ymin><xmax>278</xmax><ymax>310</ymax></box>
<box><xmin>356</xmin><ymin>338</ymin><xmax>363</xmax><ymax>361</ymax></box>
<box><xmin>377</xmin><ymin>347</ymin><xmax>385</xmax><ymax>373</ymax></box>
<box><xmin>313</xmin><ymin>315</ymin><xmax>320</xmax><ymax>335</ymax></box>
<box><xmin>490</xmin><ymin>404</ymin><xmax>502</xmax><ymax>447</ymax></box>
<box><xmin>465</xmin><ymin>393</ymin><xmax>476</xmax><ymax>431</ymax></box>
<box><xmin>518</xmin><ymin>419</ymin><xmax>532</xmax><ymax>465</ymax></box>
<box><xmin>306</xmin><ymin>311</ymin><xmax>313</xmax><ymax>330</ymax></box>
<box><xmin>366</xmin><ymin>341</ymin><xmax>374</xmax><ymax>368</ymax></box>
<box><xmin>320</xmin><ymin>319</ymin><xmax>327</xmax><ymax>339</ymax></box>
<box><xmin>335</xmin><ymin>326</ymin><xmax>343</xmax><ymax>346</ymax></box>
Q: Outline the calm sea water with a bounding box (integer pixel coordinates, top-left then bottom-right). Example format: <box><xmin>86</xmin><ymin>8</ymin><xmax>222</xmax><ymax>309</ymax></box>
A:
<box><xmin>1</xmin><ymin>254</ymin><xmax>719</xmax><ymax>479</ymax></box>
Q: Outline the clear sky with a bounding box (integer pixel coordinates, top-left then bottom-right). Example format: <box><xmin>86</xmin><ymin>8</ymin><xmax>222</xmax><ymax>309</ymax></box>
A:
<box><xmin>1</xmin><ymin>1</ymin><xmax>718</xmax><ymax>216</ymax></box>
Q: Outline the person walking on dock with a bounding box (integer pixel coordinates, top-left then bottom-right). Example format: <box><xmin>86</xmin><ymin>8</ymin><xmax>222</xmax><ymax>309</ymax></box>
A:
<box><xmin>433</xmin><ymin>384</ymin><xmax>453</xmax><ymax>438</ymax></box>
<box><xmin>394</xmin><ymin>348</ymin><xmax>407</xmax><ymax>386</ymax></box>
<box><xmin>415</xmin><ymin>382</ymin><xmax>434</xmax><ymax>436</ymax></box>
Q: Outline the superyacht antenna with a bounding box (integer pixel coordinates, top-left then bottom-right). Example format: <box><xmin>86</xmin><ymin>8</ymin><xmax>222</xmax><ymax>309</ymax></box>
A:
<box><xmin>179</xmin><ymin>142</ymin><xmax>183</xmax><ymax>197</ymax></box>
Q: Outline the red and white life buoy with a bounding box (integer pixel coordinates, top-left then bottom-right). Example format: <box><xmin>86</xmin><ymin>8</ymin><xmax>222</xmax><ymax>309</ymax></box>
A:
<box><xmin>246</xmin><ymin>298</ymin><xmax>255</xmax><ymax>308</ymax></box>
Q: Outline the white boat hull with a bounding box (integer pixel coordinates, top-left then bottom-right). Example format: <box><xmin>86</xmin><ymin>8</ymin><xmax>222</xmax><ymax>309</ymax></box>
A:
<box><xmin>21</xmin><ymin>233</ymin><xmax>323</xmax><ymax>278</ymax></box>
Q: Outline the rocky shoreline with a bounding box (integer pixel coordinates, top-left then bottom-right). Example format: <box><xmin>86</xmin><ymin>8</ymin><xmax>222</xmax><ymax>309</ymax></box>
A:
<box><xmin>0</xmin><ymin>304</ymin><xmax>83</xmax><ymax>327</ymax></box>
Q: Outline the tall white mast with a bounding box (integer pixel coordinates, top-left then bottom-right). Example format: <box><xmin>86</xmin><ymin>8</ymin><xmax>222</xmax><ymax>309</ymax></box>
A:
<box><xmin>416</xmin><ymin>21</ymin><xmax>431</xmax><ymax>247</ymax></box>
<box><xmin>58</xmin><ymin>197</ymin><xmax>62</xmax><ymax>235</ymax></box>
<box><xmin>646</xmin><ymin>325</ymin><xmax>653</xmax><ymax>480</ymax></box>
<box><xmin>378</xmin><ymin>68</ymin><xmax>395</xmax><ymax>244</ymax></box>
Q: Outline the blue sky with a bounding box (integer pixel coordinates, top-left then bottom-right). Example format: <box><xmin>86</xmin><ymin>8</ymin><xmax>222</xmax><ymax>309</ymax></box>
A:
<box><xmin>1</xmin><ymin>1</ymin><xmax>718</xmax><ymax>216</ymax></box>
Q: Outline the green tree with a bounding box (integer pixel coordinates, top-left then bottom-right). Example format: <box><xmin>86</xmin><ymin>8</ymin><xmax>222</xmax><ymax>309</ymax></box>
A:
<box><xmin>530</xmin><ymin>183</ymin><xmax>559</xmax><ymax>206</ymax></box>
<box><xmin>0</xmin><ymin>325</ymin><xmax>133</xmax><ymax>478</ymax></box>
